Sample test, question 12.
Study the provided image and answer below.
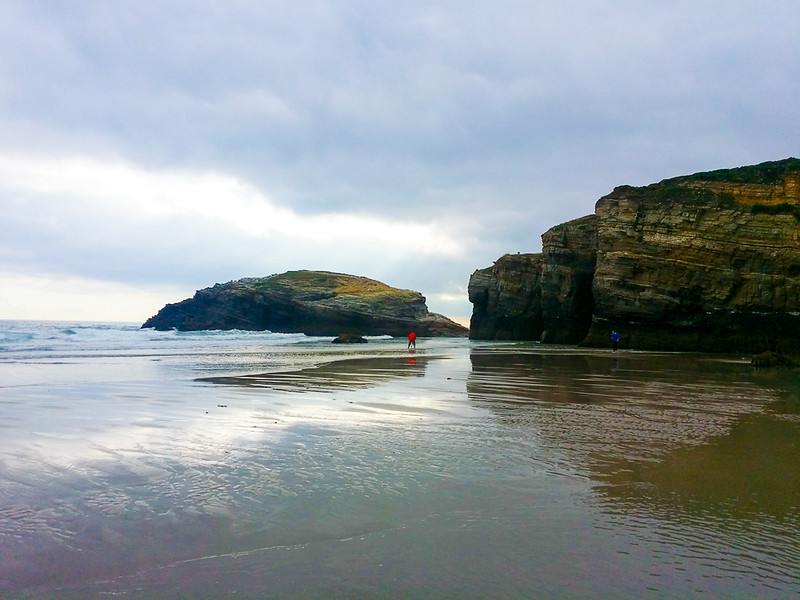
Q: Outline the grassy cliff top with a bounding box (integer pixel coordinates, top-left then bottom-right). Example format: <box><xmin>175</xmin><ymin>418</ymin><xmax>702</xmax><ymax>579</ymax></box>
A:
<box><xmin>240</xmin><ymin>270</ymin><xmax>420</xmax><ymax>300</ymax></box>
<box><xmin>613</xmin><ymin>158</ymin><xmax>800</xmax><ymax>196</ymax></box>
<box><xmin>607</xmin><ymin>158</ymin><xmax>800</xmax><ymax>208</ymax></box>
<box><xmin>672</xmin><ymin>157</ymin><xmax>800</xmax><ymax>185</ymax></box>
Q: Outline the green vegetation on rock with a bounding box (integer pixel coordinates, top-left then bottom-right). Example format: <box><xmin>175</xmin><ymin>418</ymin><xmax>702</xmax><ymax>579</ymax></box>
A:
<box><xmin>750</xmin><ymin>202</ymin><xmax>800</xmax><ymax>221</ymax></box>
<box><xmin>677</xmin><ymin>157</ymin><xmax>800</xmax><ymax>185</ymax></box>
<box><xmin>143</xmin><ymin>270</ymin><xmax>467</xmax><ymax>337</ymax></box>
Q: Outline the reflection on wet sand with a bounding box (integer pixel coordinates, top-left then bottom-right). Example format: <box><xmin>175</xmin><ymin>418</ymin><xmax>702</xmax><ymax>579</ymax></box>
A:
<box><xmin>468</xmin><ymin>346</ymin><xmax>800</xmax><ymax>490</ymax></box>
<box><xmin>592</xmin><ymin>412</ymin><xmax>800</xmax><ymax>591</ymax></box>
<box><xmin>467</xmin><ymin>345</ymin><xmax>800</xmax><ymax>591</ymax></box>
<box><xmin>202</xmin><ymin>355</ymin><xmax>430</xmax><ymax>391</ymax></box>
<box><xmin>3</xmin><ymin>340</ymin><xmax>799</xmax><ymax>598</ymax></box>
<box><xmin>598</xmin><ymin>414</ymin><xmax>800</xmax><ymax>519</ymax></box>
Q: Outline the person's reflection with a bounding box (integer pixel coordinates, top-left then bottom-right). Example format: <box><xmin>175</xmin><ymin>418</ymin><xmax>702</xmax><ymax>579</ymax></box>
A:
<box><xmin>611</xmin><ymin>358</ymin><xmax>618</xmax><ymax>374</ymax></box>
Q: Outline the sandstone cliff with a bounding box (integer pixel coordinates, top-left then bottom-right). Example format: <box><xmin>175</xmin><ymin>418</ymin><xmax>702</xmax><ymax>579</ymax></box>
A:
<box><xmin>468</xmin><ymin>253</ymin><xmax>543</xmax><ymax>340</ymax></box>
<box><xmin>469</xmin><ymin>158</ymin><xmax>800</xmax><ymax>353</ymax></box>
<box><xmin>143</xmin><ymin>270</ymin><xmax>468</xmax><ymax>337</ymax></box>
<box><xmin>468</xmin><ymin>214</ymin><xmax>596</xmax><ymax>342</ymax></box>
<box><xmin>539</xmin><ymin>214</ymin><xmax>598</xmax><ymax>343</ymax></box>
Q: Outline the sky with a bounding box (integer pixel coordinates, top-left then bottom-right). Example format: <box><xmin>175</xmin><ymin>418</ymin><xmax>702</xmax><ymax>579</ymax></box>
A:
<box><xmin>1</xmin><ymin>1</ymin><xmax>798</xmax><ymax>323</ymax></box>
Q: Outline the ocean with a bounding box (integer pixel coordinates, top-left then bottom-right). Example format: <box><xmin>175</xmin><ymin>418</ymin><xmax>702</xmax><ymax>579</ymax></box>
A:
<box><xmin>1</xmin><ymin>320</ymin><xmax>798</xmax><ymax>598</ymax></box>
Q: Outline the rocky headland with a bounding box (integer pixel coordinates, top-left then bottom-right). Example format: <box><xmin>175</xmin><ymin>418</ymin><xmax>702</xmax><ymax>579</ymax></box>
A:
<box><xmin>142</xmin><ymin>270</ymin><xmax>468</xmax><ymax>337</ymax></box>
<box><xmin>470</xmin><ymin>158</ymin><xmax>800</xmax><ymax>354</ymax></box>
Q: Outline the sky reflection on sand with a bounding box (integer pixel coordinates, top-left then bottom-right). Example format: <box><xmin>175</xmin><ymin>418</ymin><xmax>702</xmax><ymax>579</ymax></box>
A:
<box><xmin>1</xmin><ymin>340</ymin><xmax>799</xmax><ymax>598</ymax></box>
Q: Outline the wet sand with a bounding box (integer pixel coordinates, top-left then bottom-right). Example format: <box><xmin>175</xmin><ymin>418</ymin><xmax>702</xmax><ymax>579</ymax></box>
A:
<box><xmin>1</xmin><ymin>341</ymin><xmax>799</xmax><ymax>598</ymax></box>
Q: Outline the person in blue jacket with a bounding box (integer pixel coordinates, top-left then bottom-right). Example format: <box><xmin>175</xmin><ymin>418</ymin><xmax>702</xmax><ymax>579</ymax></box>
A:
<box><xmin>611</xmin><ymin>331</ymin><xmax>620</xmax><ymax>352</ymax></box>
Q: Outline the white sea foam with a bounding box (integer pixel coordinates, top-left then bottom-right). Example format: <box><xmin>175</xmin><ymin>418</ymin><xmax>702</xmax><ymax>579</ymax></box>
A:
<box><xmin>0</xmin><ymin>320</ymin><xmax>457</xmax><ymax>388</ymax></box>
<box><xmin>0</xmin><ymin>320</ymin><xmax>329</xmax><ymax>355</ymax></box>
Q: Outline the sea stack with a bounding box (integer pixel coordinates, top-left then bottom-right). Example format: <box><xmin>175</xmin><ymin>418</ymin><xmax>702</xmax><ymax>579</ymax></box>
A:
<box><xmin>143</xmin><ymin>270</ymin><xmax>468</xmax><ymax>337</ymax></box>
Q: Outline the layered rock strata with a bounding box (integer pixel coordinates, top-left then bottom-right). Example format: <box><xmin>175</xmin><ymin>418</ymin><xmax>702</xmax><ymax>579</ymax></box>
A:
<box><xmin>539</xmin><ymin>214</ymin><xmax>598</xmax><ymax>343</ymax></box>
<box><xmin>468</xmin><ymin>215</ymin><xmax>597</xmax><ymax>342</ymax></box>
<box><xmin>468</xmin><ymin>253</ymin><xmax>543</xmax><ymax>340</ymax></box>
<box><xmin>470</xmin><ymin>158</ymin><xmax>800</xmax><ymax>353</ymax></box>
<box><xmin>143</xmin><ymin>270</ymin><xmax>468</xmax><ymax>337</ymax></box>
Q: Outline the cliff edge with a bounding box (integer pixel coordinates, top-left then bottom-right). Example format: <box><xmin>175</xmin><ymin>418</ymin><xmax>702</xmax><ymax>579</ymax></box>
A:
<box><xmin>469</xmin><ymin>158</ymin><xmax>800</xmax><ymax>353</ymax></box>
<box><xmin>143</xmin><ymin>270</ymin><xmax>468</xmax><ymax>337</ymax></box>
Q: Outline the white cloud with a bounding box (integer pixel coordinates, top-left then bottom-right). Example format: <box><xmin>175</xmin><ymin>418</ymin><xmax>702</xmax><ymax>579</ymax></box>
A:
<box><xmin>0</xmin><ymin>153</ymin><xmax>471</xmax><ymax>320</ymax></box>
<box><xmin>0</xmin><ymin>271</ymin><xmax>188</xmax><ymax>322</ymax></box>
<box><xmin>0</xmin><ymin>153</ymin><xmax>463</xmax><ymax>253</ymax></box>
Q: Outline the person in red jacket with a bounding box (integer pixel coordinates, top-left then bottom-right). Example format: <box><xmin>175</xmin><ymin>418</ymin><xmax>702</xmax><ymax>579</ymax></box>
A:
<box><xmin>407</xmin><ymin>331</ymin><xmax>416</xmax><ymax>349</ymax></box>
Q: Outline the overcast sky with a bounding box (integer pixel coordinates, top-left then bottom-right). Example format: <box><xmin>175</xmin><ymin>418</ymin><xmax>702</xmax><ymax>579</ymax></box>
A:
<box><xmin>1</xmin><ymin>1</ymin><xmax>798</xmax><ymax>323</ymax></box>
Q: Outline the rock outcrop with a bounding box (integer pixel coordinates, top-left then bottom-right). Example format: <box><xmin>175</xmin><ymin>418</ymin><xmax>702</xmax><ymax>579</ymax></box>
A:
<box><xmin>332</xmin><ymin>333</ymin><xmax>368</xmax><ymax>344</ymax></box>
<box><xmin>470</xmin><ymin>158</ymin><xmax>800</xmax><ymax>353</ymax></box>
<box><xmin>468</xmin><ymin>214</ymin><xmax>596</xmax><ymax>342</ymax></box>
<box><xmin>539</xmin><ymin>215</ymin><xmax>598</xmax><ymax>343</ymax></box>
<box><xmin>468</xmin><ymin>253</ymin><xmax>543</xmax><ymax>340</ymax></box>
<box><xmin>143</xmin><ymin>270</ymin><xmax>468</xmax><ymax>337</ymax></box>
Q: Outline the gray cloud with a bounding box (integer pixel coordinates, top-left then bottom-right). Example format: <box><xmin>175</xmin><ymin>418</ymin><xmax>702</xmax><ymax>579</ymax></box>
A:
<box><xmin>1</xmin><ymin>0</ymin><xmax>798</xmax><ymax>320</ymax></box>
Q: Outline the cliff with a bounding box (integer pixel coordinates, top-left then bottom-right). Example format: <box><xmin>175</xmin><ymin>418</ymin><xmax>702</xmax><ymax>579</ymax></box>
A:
<box><xmin>468</xmin><ymin>253</ymin><xmax>543</xmax><ymax>340</ymax></box>
<box><xmin>539</xmin><ymin>214</ymin><xmax>598</xmax><ymax>343</ymax></box>
<box><xmin>143</xmin><ymin>270</ymin><xmax>468</xmax><ymax>337</ymax></box>
<box><xmin>468</xmin><ymin>214</ymin><xmax>597</xmax><ymax>342</ymax></box>
<box><xmin>469</xmin><ymin>158</ymin><xmax>800</xmax><ymax>353</ymax></box>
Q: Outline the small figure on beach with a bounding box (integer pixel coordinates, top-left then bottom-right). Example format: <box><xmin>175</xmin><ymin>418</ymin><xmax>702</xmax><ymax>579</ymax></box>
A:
<box><xmin>408</xmin><ymin>331</ymin><xmax>416</xmax><ymax>349</ymax></box>
<box><xmin>611</xmin><ymin>331</ymin><xmax>620</xmax><ymax>352</ymax></box>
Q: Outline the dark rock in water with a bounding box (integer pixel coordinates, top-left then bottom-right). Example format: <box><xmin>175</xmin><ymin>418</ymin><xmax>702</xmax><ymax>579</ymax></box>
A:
<box><xmin>332</xmin><ymin>333</ymin><xmax>368</xmax><ymax>344</ymax></box>
<box><xmin>470</xmin><ymin>158</ymin><xmax>800</xmax><ymax>354</ymax></box>
<box><xmin>750</xmin><ymin>352</ymin><xmax>797</xmax><ymax>368</ymax></box>
<box><xmin>142</xmin><ymin>270</ymin><xmax>468</xmax><ymax>337</ymax></box>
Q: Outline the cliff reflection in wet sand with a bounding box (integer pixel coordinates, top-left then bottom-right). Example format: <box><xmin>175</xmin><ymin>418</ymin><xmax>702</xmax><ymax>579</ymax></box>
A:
<box><xmin>599</xmin><ymin>415</ymin><xmax>800</xmax><ymax>518</ymax></box>
<box><xmin>467</xmin><ymin>346</ymin><xmax>799</xmax><ymax>502</ymax></box>
<box><xmin>468</xmin><ymin>345</ymin><xmax>800</xmax><ymax>590</ymax></box>
<box><xmin>203</xmin><ymin>355</ymin><xmax>430</xmax><ymax>392</ymax></box>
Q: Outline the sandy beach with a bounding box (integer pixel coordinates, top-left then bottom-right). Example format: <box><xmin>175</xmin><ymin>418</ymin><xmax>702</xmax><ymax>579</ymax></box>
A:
<box><xmin>1</xmin><ymin>323</ymin><xmax>799</xmax><ymax>598</ymax></box>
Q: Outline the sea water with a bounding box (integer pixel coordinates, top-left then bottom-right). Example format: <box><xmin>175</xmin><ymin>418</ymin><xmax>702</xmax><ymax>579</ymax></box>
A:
<box><xmin>0</xmin><ymin>320</ymin><xmax>798</xmax><ymax>598</ymax></box>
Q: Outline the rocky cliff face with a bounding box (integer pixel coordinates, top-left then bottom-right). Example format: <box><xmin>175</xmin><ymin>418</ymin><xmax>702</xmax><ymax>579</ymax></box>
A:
<box><xmin>539</xmin><ymin>214</ymin><xmax>598</xmax><ymax>343</ymax></box>
<box><xmin>585</xmin><ymin>159</ymin><xmax>800</xmax><ymax>352</ymax></box>
<box><xmin>143</xmin><ymin>270</ymin><xmax>468</xmax><ymax>337</ymax></box>
<box><xmin>468</xmin><ymin>214</ymin><xmax>597</xmax><ymax>342</ymax></box>
<box><xmin>468</xmin><ymin>253</ymin><xmax>543</xmax><ymax>340</ymax></box>
<box><xmin>470</xmin><ymin>158</ymin><xmax>800</xmax><ymax>353</ymax></box>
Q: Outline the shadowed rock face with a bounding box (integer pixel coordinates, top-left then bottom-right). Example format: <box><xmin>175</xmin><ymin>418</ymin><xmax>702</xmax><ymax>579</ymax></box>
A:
<box><xmin>539</xmin><ymin>215</ymin><xmax>598</xmax><ymax>343</ymax></box>
<box><xmin>470</xmin><ymin>158</ymin><xmax>800</xmax><ymax>353</ymax></box>
<box><xmin>142</xmin><ymin>270</ymin><xmax>468</xmax><ymax>337</ymax></box>
<box><xmin>468</xmin><ymin>253</ymin><xmax>544</xmax><ymax>340</ymax></box>
<box><xmin>468</xmin><ymin>215</ymin><xmax>596</xmax><ymax>342</ymax></box>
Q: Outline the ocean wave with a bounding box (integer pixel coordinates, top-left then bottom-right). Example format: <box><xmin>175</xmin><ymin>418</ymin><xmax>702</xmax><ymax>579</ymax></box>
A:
<box><xmin>1</xmin><ymin>320</ymin><xmax>332</xmax><ymax>355</ymax></box>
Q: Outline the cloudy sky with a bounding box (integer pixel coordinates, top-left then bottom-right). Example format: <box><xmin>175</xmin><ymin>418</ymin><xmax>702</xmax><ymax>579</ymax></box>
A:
<box><xmin>1</xmin><ymin>1</ymin><xmax>798</xmax><ymax>323</ymax></box>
